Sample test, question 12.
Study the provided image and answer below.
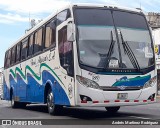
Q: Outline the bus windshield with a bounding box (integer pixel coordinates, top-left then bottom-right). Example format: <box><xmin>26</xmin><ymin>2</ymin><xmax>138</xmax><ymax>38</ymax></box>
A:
<box><xmin>74</xmin><ymin>8</ymin><xmax>154</xmax><ymax>70</ymax></box>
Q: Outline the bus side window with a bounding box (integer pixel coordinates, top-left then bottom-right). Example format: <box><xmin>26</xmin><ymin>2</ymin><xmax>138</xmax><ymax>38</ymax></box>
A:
<box><xmin>34</xmin><ymin>28</ymin><xmax>43</xmax><ymax>54</ymax></box>
<box><xmin>21</xmin><ymin>38</ymin><xmax>28</xmax><ymax>60</ymax></box>
<box><xmin>28</xmin><ymin>34</ymin><xmax>34</xmax><ymax>56</ymax></box>
<box><xmin>4</xmin><ymin>51</ymin><xmax>8</xmax><ymax>69</ymax></box>
<box><xmin>6</xmin><ymin>50</ymin><xmax>11</xmax><ymax>68</ymax></box>
<box><xmin>57</xmin><ymin>9</ymin><xmax>71</xmax><ymax>26</ymax></box>
<box><xmin>11</xmin><ymin>46</ymin><xmax>16</xmax><ymax>65</ymax></box>
<box><xmin>45</xmin><ymin>19</ymin><xmax>56</xmax><ymax>49</ymax></box>
<box><xmin>58</xmin><ymin>26</ymin><xmax>74</xmax><ymax>76</ymax></box>
<box><xmin>16</xmin><ymin>42</ymin><xmax>21</xmax><ymax>62</ymax></box>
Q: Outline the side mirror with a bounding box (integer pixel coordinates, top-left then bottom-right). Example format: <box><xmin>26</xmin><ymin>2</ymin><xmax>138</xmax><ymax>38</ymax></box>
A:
<box><xmin>67</xmin><ymin>22</ymin><xmax>75</xmax><ymax>42</ymax></box>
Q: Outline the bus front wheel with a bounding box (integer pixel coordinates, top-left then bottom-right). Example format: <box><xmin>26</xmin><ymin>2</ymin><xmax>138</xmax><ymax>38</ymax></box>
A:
<box><xmin>47</xmin><ymin>89</ymin><xmax>63</xmax><ymax>115</ymax></box>
<box><xmin>105</xmin><ymin>106</ymin><xmax>120</xmax><ymax>113</ymax></box>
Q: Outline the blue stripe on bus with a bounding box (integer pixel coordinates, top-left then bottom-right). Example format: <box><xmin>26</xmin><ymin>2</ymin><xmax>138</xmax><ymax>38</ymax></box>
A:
<box><xmin>4</xmin><ymin>70</ymin><xmax>70</xmax><ymax>106</ymax></box>
<box><xmin>3</xmin><ymin>79</ymin><xmax>10</xmax><ymax>100</ymax></box>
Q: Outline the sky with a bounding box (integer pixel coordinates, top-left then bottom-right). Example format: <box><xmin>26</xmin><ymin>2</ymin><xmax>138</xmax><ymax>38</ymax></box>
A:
<box><xmin>0</xmin><ymin>0</ymin><xmax>160</xmax><ymax>67</ymax></box>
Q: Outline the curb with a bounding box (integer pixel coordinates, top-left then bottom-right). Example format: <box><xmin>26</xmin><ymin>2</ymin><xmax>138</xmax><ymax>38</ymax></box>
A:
<box><xmin>156</xmin><ymin>95</ymin><xmax>160</xmax><ymax>98</ymax></box>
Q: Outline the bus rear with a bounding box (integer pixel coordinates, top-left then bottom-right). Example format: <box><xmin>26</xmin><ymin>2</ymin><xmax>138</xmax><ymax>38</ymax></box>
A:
<box><xmin>72</xmin><ymin>5</ymin><xmax>156</xmax><ymax>112</ymax></box>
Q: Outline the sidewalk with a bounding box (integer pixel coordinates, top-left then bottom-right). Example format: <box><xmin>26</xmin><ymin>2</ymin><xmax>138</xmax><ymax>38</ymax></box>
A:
<box><xmin>157</xmin><ymin>90</ymin><xmax>160</xmax><ymax>98</ymax></box>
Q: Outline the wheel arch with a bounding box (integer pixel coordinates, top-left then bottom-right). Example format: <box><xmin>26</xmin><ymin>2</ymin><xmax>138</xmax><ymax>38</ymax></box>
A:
<box><xmin>10</xmin><ymin>85</ymin><xmax>15</xmax><ymax>101</ymax></box>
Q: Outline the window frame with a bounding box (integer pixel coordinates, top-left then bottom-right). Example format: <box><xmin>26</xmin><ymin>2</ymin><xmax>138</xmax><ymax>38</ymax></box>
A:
<box><xmin>33</xmin><ymin>27</ymin><xmax>43</xmax><ymax>54</ymax></box>
<box><xmin>57</xmin><ymin>9</ymin><xmax>71</xmax><ymax>26</ymax></box>
<box><xmin>28</xmin><ymin>34</ymin><xmax>34</xmax><ymax>57</ymax></box>
<box><xmin>21</xmin><ymin>37</ymin><xmax>29</xmax><ymax>61</ymax></box>
<box><xmin>4</xmin><ymin>51</ymin><xmax>8</xmax><ymax>69</ymax></box>
<box><xmin>58</xmin><ymin>25</ymin><xmax>74</xmax><ymax>76</ymax></box>
<box><xmin>16</xmin><ymin>42</ymin><xmax>22</xmax><ymax>63</ymax></box>
<box><xmin>10</xmin><ymin>45</ymin><xmax>17</xmax><ymax>65</ymax></box>
<box><xmin>6</xmin><ymin>49</ymin><xmax>11</xmax><ymax>68</ymax></box>
<box><xmin>44</xmin><ymin>17</ymin><xmax>57</xmax><ymax>50</ymax></box>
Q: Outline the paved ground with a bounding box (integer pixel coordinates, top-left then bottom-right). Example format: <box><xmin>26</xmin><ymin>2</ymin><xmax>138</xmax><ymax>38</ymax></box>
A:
<box><xmin>0</xmin><ymin>98</ymin><xmax>160</xmax><ymax>128</ymax></box>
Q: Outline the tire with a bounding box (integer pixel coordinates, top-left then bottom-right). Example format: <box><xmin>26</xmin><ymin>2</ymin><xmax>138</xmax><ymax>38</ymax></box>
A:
<box><xmin>19</xmin><ymin>102</ymin><xmax>27</xmax><ymax>108</ymax></box>
<box><xmin>11</xmin><ymin>92</ymin><xmax>19</xmax><ymax>108</ymax></box>
<box><xmin>105</xmin><ymin>106</ymin><xmax>120</xmax><ymax>113</ymax></box>
<box><xmin>47</xmin><ymin>89</ymin><xmax>63</xmax><ymax>115</ymax></box>
<box><xmin>11</xmin><ymin>92</ymin><xmax>27</xmax><ymax>108</ymax></box>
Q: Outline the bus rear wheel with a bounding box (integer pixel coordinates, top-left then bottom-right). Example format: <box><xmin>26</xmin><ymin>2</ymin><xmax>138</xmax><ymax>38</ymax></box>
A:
<box><xmin>11</xmin><ymin>93</ymin><xmax>26</xmax><ymax>108</ymax></box>
<box><xmin>47</xmin><ymin>89</ymin><xmax>63</xmax><ymax>115</ymax></box>
<box><xmin>11</xmin><ymin>93</ymin><xmax>19</xmax><ymax>108</ymax></box>
<box><xmin>105</xmin><ymin>106</ymin><xmax>120</xmax><ymax>113</ymax></box>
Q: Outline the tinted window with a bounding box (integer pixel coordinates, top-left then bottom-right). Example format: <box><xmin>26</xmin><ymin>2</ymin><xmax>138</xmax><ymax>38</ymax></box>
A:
<box><xmin>57</xmin><ymin>9</ymin><xmax>71</xmax><ymax>25</ymax></box>
<box><xmin>45</xmin><ymin>19</ymin><xmax>56</xmax><ymax>49</ymax></box>
<box><xmin>34</xmin><ymin>28</ymin><xmax>43</xmax><ymax>53</ymax></box>
<box><xmin>28</xmin><ymin>34</ymin><xmax>34</xmax><ymax>56</ymax></box>
<box><xmin>6</xmin><ymin>50</ymin><xmax>11</xmax><ymax>68</ymax></box>
<box><xmin>16</xmin><ymin>43</ymin><xmax>21</xmax><ymax>62</ymax></box>
<box><xmin>74</xmin><ymin>8</ymin><xmax>113</xmax><ymax>26</ymax></box>
<box><xmin>21</xmin><ymin>38</ymin><xmax>28</xmax><ymax>60</ymax></box>
<box><xmin>58</xmin><ymin>28</ymin><xmax>65</xmax><ymax>65</ymax></box>
<box><xmin>58</xmin><ymin>26</ymin><xmax>74</xmax><ymax>76</ymax></box>
<box><xmin>11</xmin><ymin>46</ymin><xmax>16</xmax><ymax>65</ymax></box>
<box><xmin>113</xmin><ymin>11</ymin><xmax>148</xmax><ymax>29</ymax></box>
<box><xmin>4</xmin><ymin>52</ymin><xmax>8</xmax><ymax>68</ymax></box>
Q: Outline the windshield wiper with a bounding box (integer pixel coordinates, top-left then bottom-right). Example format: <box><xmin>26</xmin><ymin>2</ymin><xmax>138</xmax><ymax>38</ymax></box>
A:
<box><xmin>120</xmin><ymin>31</ymin><xmax>140</xmax><ymax>71</ymax></box>
<box><xmin>107</xmin><ymin>31</ymin><xmax>115</xmax><ymax>58</ymax></box>
<box><xmin>105</xmin><ymin>31</ymin><xmax>115</xmax><ymax>68</ymax></box>
<box><xmin>98</xmin><ymin>31</ymin><xmax>115</xmax><ymax>69</ymax></box>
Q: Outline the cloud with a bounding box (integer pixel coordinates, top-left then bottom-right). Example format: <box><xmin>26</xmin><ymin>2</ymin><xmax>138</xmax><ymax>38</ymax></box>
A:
<box><xmin>0</xmin><ymin>13</ymin><xmax>29</xmax><ymax>22</ymax></box>
<box><xmin>100</xmin><ymin>0</ymin><xmax>160</xmax><ymax>12</ymax></box>
<box><xmin>0</xmin><ymin>19</ymin><xmax>13</xmax><ymax>24</ymax></box>
<box><xmin>0</xmin><ymin>0</ymin><xmax>71</xmax><ymax>24</ymax></box>
<box><xmin>0</xmin><ymin>0</ymin><xmax>70</xmax><ymax>14</ymax></box>
<box><xmin>1</xmin><ymin>0</ymin><xmax>160</xmax><ymax>25</ymax></box>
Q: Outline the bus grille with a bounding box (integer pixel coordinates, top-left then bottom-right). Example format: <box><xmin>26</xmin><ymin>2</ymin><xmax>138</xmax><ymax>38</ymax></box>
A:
<box><xmin>100</xmin><ymin>86</ymin><xmax>143</xmax><ymax>91</ymax></box>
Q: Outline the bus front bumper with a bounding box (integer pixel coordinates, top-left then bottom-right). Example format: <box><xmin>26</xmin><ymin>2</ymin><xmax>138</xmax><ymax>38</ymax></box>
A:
<box><xmin>76</xmin><ymin>83</ymin><xmax>157</xmax><ymax>107</ymax></box>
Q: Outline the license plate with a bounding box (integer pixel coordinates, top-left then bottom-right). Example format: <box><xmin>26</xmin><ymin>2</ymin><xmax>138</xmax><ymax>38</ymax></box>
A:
<box><xmin>117</xmin><ymin>93</ymin><xmax>128</xmax><ymax>99</ymax></box>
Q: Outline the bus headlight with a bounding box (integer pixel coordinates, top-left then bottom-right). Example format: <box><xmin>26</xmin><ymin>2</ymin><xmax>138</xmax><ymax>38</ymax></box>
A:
<box><xmin>143</xmin><ymin>76</ymin><xmax>157</xmax><ymax>89</ymax></box>
<box><xmin>76</xmin><ymin>75</ymin><xmax>100</xmax><ymax>89</ymax></box>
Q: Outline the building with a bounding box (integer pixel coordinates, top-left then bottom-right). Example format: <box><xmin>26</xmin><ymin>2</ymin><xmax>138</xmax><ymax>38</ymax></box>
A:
<box><xmin>147</xmin><ymin>12</ymin><xmax>160</xmax><ymax>90</ymax></box>
<box><xmin>146</xmin><ymin>12</ymin><xmax>160</xmax><ymax>29</ymax></box>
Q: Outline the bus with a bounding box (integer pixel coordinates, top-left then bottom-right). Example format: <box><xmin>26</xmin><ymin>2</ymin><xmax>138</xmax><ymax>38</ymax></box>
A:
<box><xmin>0</xmin><ymin>68</ymin><xmax>3</xmax><ymax>100</ymax></box>
<box><xmin>3</xmin><ymin>4</ymin><xmax>157</xmax><ymax>115</ymax></box>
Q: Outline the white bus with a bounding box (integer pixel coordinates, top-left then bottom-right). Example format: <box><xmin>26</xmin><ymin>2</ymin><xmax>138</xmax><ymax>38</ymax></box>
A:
<box><xmin>3</xmin><ymin>4</ymin><xmax>157</xmax><ymax>115</ymax></box>
<box><xmin>0</xmin><ymin>68</ymin><xmax>3</xmax><ymax>99</ymax></box>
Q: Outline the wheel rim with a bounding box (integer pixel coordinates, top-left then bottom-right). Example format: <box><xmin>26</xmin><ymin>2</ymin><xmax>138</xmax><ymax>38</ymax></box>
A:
<box><xmin>47</xmin><ymin>92</ymin><xmax>54</xmax><ymax>110</ymax></box>
<box><xmin>11</xmin><ymin>94</ymin><xmax>14</xmax><ymax>106</ymax></box>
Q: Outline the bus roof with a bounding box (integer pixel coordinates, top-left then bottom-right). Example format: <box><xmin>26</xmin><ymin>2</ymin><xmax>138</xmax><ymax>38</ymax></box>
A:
<box><xmin>7</xmin><ymin>3</ymin><xmax>142</xmax><ymax>50</ymax></box>
<box><xmin>71</xmin><ymin>3</ymin><xmax>142</xmax><ymax>13</ymax></box>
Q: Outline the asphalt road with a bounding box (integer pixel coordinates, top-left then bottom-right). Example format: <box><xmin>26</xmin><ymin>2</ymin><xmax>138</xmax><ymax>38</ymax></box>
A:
<box><xmin>0</xmin><ymin>98</ymin><xmax>160</xmax><ymax>128</ymax></box>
